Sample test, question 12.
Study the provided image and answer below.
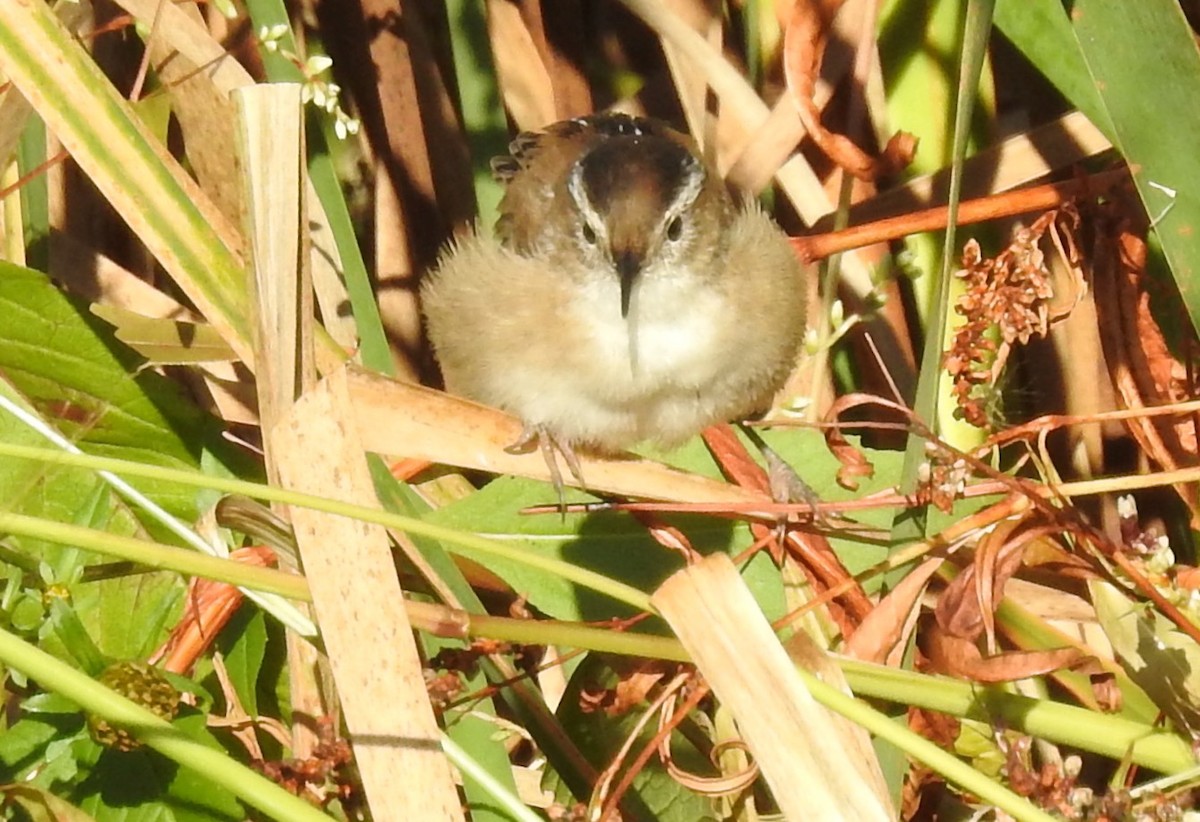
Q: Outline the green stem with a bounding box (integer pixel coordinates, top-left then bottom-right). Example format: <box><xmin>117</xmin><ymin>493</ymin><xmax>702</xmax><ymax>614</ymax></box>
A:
<box><xmin>0</xmin><ymin>626</ymin><xmax>333</xmax><ymax>822</ymax></box>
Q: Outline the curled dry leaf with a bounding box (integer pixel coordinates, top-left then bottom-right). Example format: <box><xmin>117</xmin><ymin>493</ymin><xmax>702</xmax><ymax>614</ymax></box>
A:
<box><xmin>901</xmin><ymin>763</ymin><xmax>943</xmax><ymax>822</ymax></box>
<box><xmin>629</xmin><ymin>511</ymin><xmax>699</xmax><ymax>563</ymax></box>
<box><xmin>609</xmin><ymin>662</ymin><xmax>675</xmax><ymax>717</ymax></box>
<box><xmin>821</xmin><ymin>393</ymin><xmax>880</xmax><ymax>489</ymax></box>
<box><xmin>935</xmin><ymin>519</ymin><xmax>1029</xmax><ymax>649</ymax></box>
<box><xmin>701</xmin><ymin>424</ymin><xmax>873</xmax><ymax>628</ymax></box>
<box><xmin>152</xmin><ymin>544</ymin><xmax>277</xmax><ymax>675</ymax></box>
<box><xmin>662</xmin><ymin>739</ymin><xmax>760</xmax><ymax>798</ymax></box>
<box><xmin>846</xmin><ymin>556</ymin><xmax>943</xmax><ymax>665</ymax></box>
<box><xmin>924</xmin><ymin>629</ymin><xmax>1087</xmax><ymax>684</ymax></box>
<box><xmin>907</xmin><ymin>707</ymin><xmax>960</xmax><ymax>751</ymax></box>
<box><xmin>658</xmin><ymin>692</ymin><xmax>760</xmax><ymax>798</ymax></box>
<box><xmin>781</xmin><ymin>0</ymin><xmax>915</xmax><ymax>180</ymax></box>
<box><xmin>1090</xmin><ymin>671</ymin><xmax>1123</xmax><ymax>713</ymax></box>
<box><xmin>1091</xmin><ymin>196</ymin><xmax>1200</xmax><ymax>522</ymax></box>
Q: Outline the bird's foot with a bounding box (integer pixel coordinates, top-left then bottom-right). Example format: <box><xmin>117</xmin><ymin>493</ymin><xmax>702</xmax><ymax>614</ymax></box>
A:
<box><xmin>759</xmin><ymin>447</ymin><xmax>827</xmax><ymax>549</ymax></box>
<box><xmin>505</xmin><ymin>424</ymin><xmax>586</xmax><ymax>512</ymax></box>
<box><xmin>764</xmin><ymin>448</ymin><xmax>821</xmax><ymax>513</ymax></box>
<box><xmin>738</xmin><ymin>423</ymin><xmax>823</xmax><ymax>525</ymax></box>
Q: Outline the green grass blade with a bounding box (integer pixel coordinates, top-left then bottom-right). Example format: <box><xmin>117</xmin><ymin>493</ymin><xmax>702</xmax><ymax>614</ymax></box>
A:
<box><xmin>243</xmin><ymin>0</ymin><xmax>393</xmax><ymax>374</ymax></box>
<box><xmin>1068</xmin><ymin>0</ymin><xmax>1200</xmax><ymax>330</ymax></box>
<box><xmin>0</xmin><ymin>625</ymin><xmax>333</xmax><ymax>822</ymax></box>
<box><xmin>0</xmin><ymin>0</ymin><xmax>251</xmax><ymax>360</ymax></box>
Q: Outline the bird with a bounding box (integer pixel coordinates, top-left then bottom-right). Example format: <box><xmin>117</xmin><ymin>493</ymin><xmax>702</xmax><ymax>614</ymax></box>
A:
<box><xmin>421</xmin><ymin>113</ymin><xmax>806</xmax><ymax>488</ymax></box>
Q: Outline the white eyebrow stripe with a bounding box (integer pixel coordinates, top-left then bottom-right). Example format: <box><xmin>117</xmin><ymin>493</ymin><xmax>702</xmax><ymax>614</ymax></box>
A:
<box><xmin>666</xmin><ymin>155</ymin><xmax>704</xmax><ymax>216</ymax></box>
<box><xmin>567</xmin><ymin>159</ymin><xmax>609</xmax><ymax>242</ymax></box>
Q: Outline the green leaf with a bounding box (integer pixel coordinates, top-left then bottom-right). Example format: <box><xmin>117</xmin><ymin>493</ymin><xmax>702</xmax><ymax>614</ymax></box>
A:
<box><xmin>0</xmin><ymin>712</ymin><xmax>81</xmax><ymax>783</ymax></box>
<box><xmin>49</xmin><ymin>484</ymin><xmax>179</xmax><ymax>666</ymax></box>
<box><xmin>739</xmin><ymin>429</ymin><xmax>901</xmax><ymax>587</ymax></box>
<box><xmin>0</xmin><ymin>2</ymin><xmax>251</xmax><ymax>358</ymax></box>
<box><xmin>444</xmin><ymin>0</ymin><xmax>507</xmax><ymax>224</ymax></box>
<box><xmin>993</xmin><ymin>0</ymin><xmax>1110</xmax><ymax>132</ymax></box>
<box><xmin>1067</xmin><ymin>0</ymin><xmax>1200</xmax><ymax>332</ymax></box>
<box><xmin>426</xmin><ymin>475</ymin><xmax>733</xmax><ymax>623</ymax></box>
<box><xmin>427</xmin><ymin>429</ymin><xmax>901</xmax><ymax>623</ymax></box>
<box><xmin>3</xmin><ymin>783</ymin><xmax>97</xmax><ymax>822</ymax></box>
<box><xmin>1090</xmin><ymin>579</ymin><xmax>1200</xmax><ymax>739</ymax></box>
<box><xmin>74</xmin><ymin>712</ymin><xmax>244</xmax><ymax>822</ymax></box>
<box><xmin>215</xmin><ymin>608</ymin><xmax>268</xmax><ymax>717</ymax></box>
<box><xmin>549</xmin><ymin>655</ymin><xmax>717</xmax><ymax>822</ymax></box>
<box><xmin>0</xmin><ymin>263</ymin><xmax>256</xmax><ymax>661</ymax></box>
<box><xmin>89</xmin><ymin>304</ymin><xmax>238</xmax><ymax>366</ymax></box>
<box><xmin>0</xmin><ymin>264</ymin><xmax>247</xmax><ymax>523</ymax></box>
<box><xmin>47</xmin><ymin>596</ymin><xmax>107</xmax><ymax>677</ymax></box>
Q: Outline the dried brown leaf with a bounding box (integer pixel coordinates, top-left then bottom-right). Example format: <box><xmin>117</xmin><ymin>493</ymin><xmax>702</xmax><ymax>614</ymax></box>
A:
<box><xmin>609</xmin><ymin>664</ymin><xmax>672</xmax><ymax>717</ymax></box>
<box><xmin>487</xmin><ymin>0</ymin><xmax>556</xmax><ymax>130</ymax></box>
<box><xmin>935</xmin><ymin>522</ymin><xmax>1028</xmax><ymax>645</ymax></box>
<box><xmin>821</xmin><ymin>394</ymin><xmax>878</xmax><ymax>489</ymax></box>
<box><xmin>924</xmin><ymin>630</ymin><xmax>1087</xmax><ymax>684</ymax></box>
<box><xmin>1092</xmin><ymin>199</ymin><xmax>1200</xmax><ymax>522</ymax></box>
<box><xmin>701</xmin><ymin>423</ymin><xmax>771</xmax><ymax>495</ymax></box>
<box><xmin>845</xmin><ymin>556</ymin><xmax>943</xmax><ymax>665</ymax></box>
<box><xmin>907</xmin><ymin>706</ymin><xmax>960</xmax><ymax>749</ymax></box>
<box><xmin>346</xmin><ymin>369</ymin><xmax>768</xmax><ymax>505</ymax></box>
<box><xmin>630</xmin><ymin>512</ymin><xmax>699</xmax><ymax>563</ymax></box>
<box><xmin>781</xmin><ymin>0</ymin><xmax>913</xmax><ymax>180</ymax></box>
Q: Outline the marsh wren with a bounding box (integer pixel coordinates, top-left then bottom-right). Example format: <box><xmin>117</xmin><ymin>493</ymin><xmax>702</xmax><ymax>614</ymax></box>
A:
<box><xmin>422</xmin><ymin>114</ymin><xmax>806</xmax><ymax>478</ymax></box>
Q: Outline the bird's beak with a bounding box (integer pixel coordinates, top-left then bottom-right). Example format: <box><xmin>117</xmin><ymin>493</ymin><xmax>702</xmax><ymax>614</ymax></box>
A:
<box><xmin>614</xmin><ymin>248</ymin><xmax>643</xmax><ymax>318</ymax></box>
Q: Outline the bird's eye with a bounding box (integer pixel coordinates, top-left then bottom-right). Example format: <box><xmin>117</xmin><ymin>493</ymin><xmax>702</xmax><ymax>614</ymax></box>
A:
<box><xmin>582</xmin><ymin>224</ymin><xmax>597</xmax><ymax>245</ymax></box>
<box><xmin>666</xmin><ymin>216</ymin><xmax>683</xmax><ymax>241</ymax></box>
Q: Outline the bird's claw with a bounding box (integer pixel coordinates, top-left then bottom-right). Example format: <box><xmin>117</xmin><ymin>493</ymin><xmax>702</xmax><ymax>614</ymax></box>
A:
<box><xmin>505</xmin><ymin>424</ymin><xmax>586</xmax><ymax>513</ymax></box>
